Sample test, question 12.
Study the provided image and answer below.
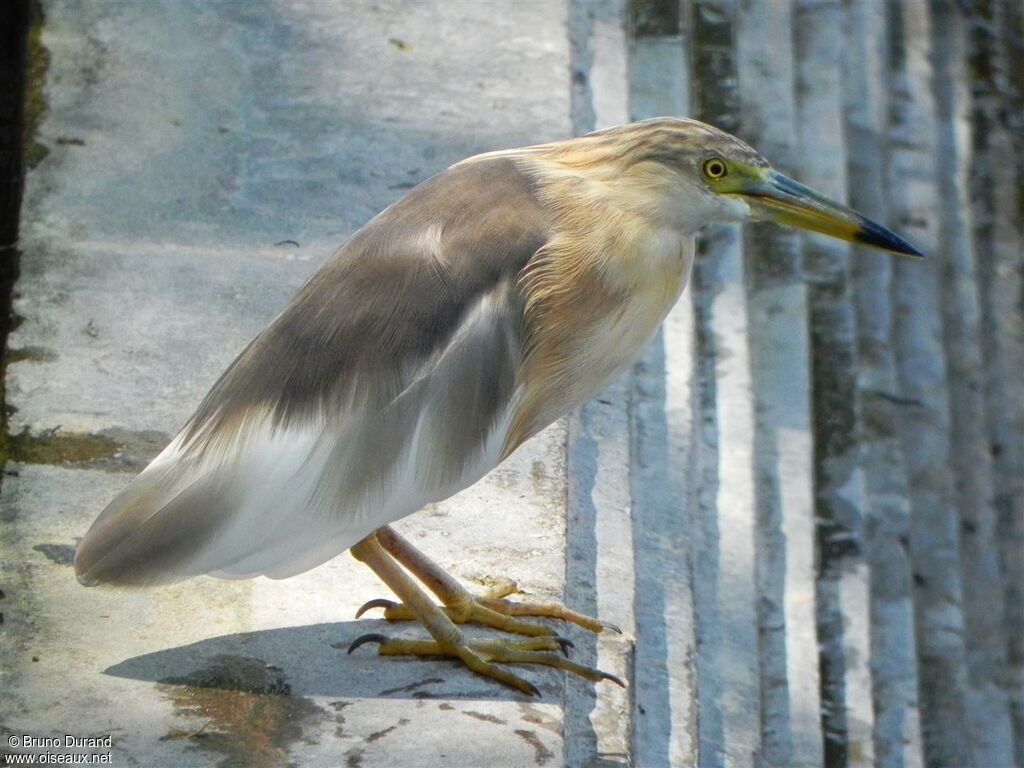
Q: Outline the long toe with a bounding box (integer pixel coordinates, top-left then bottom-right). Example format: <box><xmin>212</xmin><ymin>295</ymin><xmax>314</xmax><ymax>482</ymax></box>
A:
<box><xmin>482</xmin><ymin>645</ymin><xmax>626</xmax><ymax>688</ymax></box>
<box><xmin>356</xmin><ymin>593</ymin><xmax>556</xmax><ymax>637</ymax></box>
<box><xmin>477</xmin><ymin>597</ymin><xmax>620</xmax><ymax>634</ymax></box>
<box><xmin>355</xmin><ymin>590</ymin><xmax>611</xmax><ymax>636</ymax></box>
<box><xmin>345</xmin><ymin>633</ymin><xmax>622</xmax><ymax>694</ymax></box>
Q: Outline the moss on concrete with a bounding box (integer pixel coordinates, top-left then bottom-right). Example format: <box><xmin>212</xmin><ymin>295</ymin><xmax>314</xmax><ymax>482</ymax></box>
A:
<box><xmin>22</xmin><ymin>0</ymin><xmax>49</xmax><ymax>169</ymax></box>
<box><xmin>5</xmin><ymin>428</ymin><xmax>119</xmax><ymax>467</ymax></box>
<box><xmin>0</xmin><ymin>1</ymin><xmax>49</xmax><ymax>480</ymax></box>
<box><xmin>5</xmin><ymin>345</ymin><xmax>57</xmax><ymax>364</ymax></box>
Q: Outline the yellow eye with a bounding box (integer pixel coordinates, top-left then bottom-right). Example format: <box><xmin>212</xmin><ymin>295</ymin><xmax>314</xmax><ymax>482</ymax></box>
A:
<box><xmin>703</xmin><ymin>157</ymin><xmax>728</xmax><ymax>180</ymax></box>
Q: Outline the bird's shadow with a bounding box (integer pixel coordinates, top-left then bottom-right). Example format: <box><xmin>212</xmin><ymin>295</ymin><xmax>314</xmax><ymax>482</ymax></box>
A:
<box><xmin>105</xmin><ymin>619</ymin><xmax>566</xmax><ymax>702</ymax></box>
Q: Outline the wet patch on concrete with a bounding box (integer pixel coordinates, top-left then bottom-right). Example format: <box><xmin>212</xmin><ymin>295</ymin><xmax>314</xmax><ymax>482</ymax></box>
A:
<box><xmin>329</xmin><ymin>700</ymin><xmax>352</xmax><ymax>739</ymax></box>
<box><xmin>462</xmin><ymin>709</ymin><xmax>506</xmax><ymax>725</ymax></box>
<box><xmin>530</xmin><ymin>460</ymin><xmax>551</xmax><ymax>496</ymax></box>
<box><xmin>32</xmin><ymin>542</ymin><xmax>74</xmax><ymax>565</ymax></box>
<box><xmin>365</xmin><ymin>725</ymin><xmax>396</xmax><ymax>743</ymax></box>
<box><xmin>514</xmin><ymin>728</ymin><xmax>554</xmax><ymax>766</ymax></box>
<box><xmin>378</xmin><ymin>676</ymin><xmax>444</xmax><ymax>697</ymax></box>
<box><xmin>343</xmin><ymin>717</ymin><xmax>411</xmax><ymax>767</ymax></box>
<box><xmin>158</xmin><ymin>655</ymin><xmax>324</xmax><ymax>768</ymax></box>
<box><xmin>366</xmin><ymin>718</ymin><xmax>408</xmax><ymax>743</ymax></box>
<box><xmin>160</xmin><ymin>654</ymin><xmax>293</xmax><ymax>696</ymax></box>
<box><xmin>516</xmin><ymin>703</ymin><xmax>562</xmax><ymax>737</ymax></box>
<box><xmin>3</xmin><ymin>426</ymin><xmax>168</xmax><ymax>472</ymax></box>
<box><xmin>345</xmin><ymin>746</ymin><xmax>365</xmax><ymax>767</ymax></box>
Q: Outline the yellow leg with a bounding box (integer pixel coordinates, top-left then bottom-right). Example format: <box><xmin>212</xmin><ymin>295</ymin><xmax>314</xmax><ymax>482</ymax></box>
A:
<box><xmin>348</xmin><ymin>532</ymin><xmax>621</xmax><ymax>695</ymax></box>
<box><xmin>356</xmin><ymin>526</ymin><xmax>619</xmax><ymax>635</ymax></box>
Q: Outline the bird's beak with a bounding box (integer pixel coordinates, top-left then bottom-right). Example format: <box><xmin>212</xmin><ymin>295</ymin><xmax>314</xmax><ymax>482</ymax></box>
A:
<box><xmin>735</xmin><ymin>170</ymin><xmax>923</xmax><ymax>258</ymax></box>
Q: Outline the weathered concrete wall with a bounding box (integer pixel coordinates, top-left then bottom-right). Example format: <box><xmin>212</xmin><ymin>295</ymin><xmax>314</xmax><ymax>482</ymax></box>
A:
<box><xmin>1</xmin><ymin>0</ymin><xmax>1021</xmax><ymax>766</ymax></box>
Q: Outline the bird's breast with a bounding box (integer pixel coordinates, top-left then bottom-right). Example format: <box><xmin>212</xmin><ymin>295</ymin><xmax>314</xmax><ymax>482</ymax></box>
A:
<box><xmin>503</xmin><ymin>229</ymin><xmax>693</xmax><ymax>454</ymax></box>
<box><xmin>570</xmin><ymin>236</ymin><xmax>691</xmax><ymax>390</ymax></box>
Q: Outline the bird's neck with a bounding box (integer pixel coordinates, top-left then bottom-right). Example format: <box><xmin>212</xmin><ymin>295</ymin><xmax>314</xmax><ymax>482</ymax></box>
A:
<box><xmin>517</xmin><ymin>154</ymin><xmax>696</xmax><ymax>294</ymax></box>
<box><xmin>500</xmin><ymin>155</ymin><xmax>695</xmax><ymax>453</ymax></box>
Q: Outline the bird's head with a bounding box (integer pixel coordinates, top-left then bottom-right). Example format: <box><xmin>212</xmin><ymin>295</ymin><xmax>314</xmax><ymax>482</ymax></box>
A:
<box><xmin>539</xmin><ymin>117</ymin><xmax>922</xmax><ymax>258</ymax></box>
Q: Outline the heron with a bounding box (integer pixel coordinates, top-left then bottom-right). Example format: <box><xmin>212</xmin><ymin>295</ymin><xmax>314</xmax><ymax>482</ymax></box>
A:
<box><xmin>73</xmin><ymin>118</ymin><xmax>921</xmax><ymax>695</ymax></box>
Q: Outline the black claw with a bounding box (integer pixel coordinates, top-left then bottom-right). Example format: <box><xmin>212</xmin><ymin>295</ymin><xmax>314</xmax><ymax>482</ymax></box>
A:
<box><xmin>525</xmin><ymin>681</ymin><xmax>542</xmax><ymax>698</ymax></box>
<box><xmin>602</xmin><ymin>672</ymin><xmax>627</xmax><ymax>688</ymax></box>
<box><xmin>347</xmin><ymin>633</ymin><xmax>390</xmax><ymax>654</ymax></box>
<box><xmin>601</xmin><ymin>621</ymin><xmax>623</xmax><ymax>635</ymax></box>
<box><xmin>355</xmin><ymin>598</ymin><xmax>397</xmax><ymax>619</ymax></box>
<box><xmin>553</xmin><ymin>637</ymin><xmax>574</xmax><ymax>657</ymax></box>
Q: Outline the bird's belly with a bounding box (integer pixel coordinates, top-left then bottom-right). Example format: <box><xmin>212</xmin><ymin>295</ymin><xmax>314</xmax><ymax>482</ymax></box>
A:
<box><xmin>568</xmin><ymin>308</ymin><xmax>667</xmax><ymax>403</ymax></box>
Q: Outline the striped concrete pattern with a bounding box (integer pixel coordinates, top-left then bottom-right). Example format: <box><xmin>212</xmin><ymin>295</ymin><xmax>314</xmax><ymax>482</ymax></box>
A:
<box><xmin>613</xmin><ymin>0</ymin><xmax>1022</xmax><ymax>765</ymax></box>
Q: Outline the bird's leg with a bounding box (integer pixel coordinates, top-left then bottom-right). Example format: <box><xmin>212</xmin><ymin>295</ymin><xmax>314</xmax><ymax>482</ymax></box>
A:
<box><xmin>347</xmin><ymin>532</ymin><xmax>622</xmax><ymax>695</ymax></box>
<box><xmin>356</xmin><ymin>526</ymin><xmax>617</xmax><ymax>635</ymax></box>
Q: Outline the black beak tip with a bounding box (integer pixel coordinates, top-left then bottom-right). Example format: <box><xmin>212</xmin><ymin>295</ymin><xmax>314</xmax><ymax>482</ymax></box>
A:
<box><xmin>855</xmin><ymin>217</ymin><xmax>924</xmax><ymax>259</ymax></box>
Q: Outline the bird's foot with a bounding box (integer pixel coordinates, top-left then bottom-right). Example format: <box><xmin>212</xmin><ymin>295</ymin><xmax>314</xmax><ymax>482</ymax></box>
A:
<box><xmin>355</xmin><ymin>579</ymin><xmax>620</xmax><ymax>637</ymax></box>
<box><xmin>347</xmin><ymin>632</ymin><xmax>624</xmax><ymax>697</ymax></box>
<box><xmin>349</xmin><ymin>530</ymin><xmax>624</xmax><ymax>695</ymax></box>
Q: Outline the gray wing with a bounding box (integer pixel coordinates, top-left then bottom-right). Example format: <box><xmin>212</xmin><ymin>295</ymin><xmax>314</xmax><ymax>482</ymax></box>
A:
<box><xmin>74</xmin><ymin>157</ymin><xmax>552</xmax><ymax>586</ymax></box>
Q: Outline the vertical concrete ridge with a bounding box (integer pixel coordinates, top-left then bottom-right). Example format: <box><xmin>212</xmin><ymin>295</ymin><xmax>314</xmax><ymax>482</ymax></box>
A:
<box><xmin>693</xmin><ymin>220</ymin><xmax>761</xmax><ymax>768</ymax></box>
<box><xmin>928</xmin><ymin>2</ymin><xmax>1016</xmax><ymax>765</ymax></box>
<box><xmin>886</xmin><ymin>1</ymin><xmax>973</xmax><ymax>765</ymax></box>
<box><xmin>996</xmin><ymin>3</ymin><xmax>1024</xmax><ymax>758</ymax></box>
<box><xmin>843</xmin><ymin>2</ymin><xmax>925</xmax><ymax>766</ymax></box>
<box><xmin>564</xmin><ymin>393</ymin><xmax>636</xmax><ymax>768</ymax></box>
<box><xmin>736</xmin><ymin>1</ymin><xmax>824</xmax><ymax>765</ymax></box>
<box><xmin>968</xmin><ymin>1</ymin><xmax>1024</xmax><ymax>763</ymax></box>
<box><xmin>794</xmin><ymin>1</ymin><xmax>875</xmax><ymax>765</ymax></box>
<box><xmin>564</xmin><ymin>2</ymin><xmax>635</xmax><ymax>766</ymax></box>
<box><xmin>689</xmin><ymin>2</ymin><xmax>763</xmax><ymax>765</ymax></box>
<box><xmin>627</xmin><ymin>7</ymin><xmax>700</xmax><ymax>766</ymax></box>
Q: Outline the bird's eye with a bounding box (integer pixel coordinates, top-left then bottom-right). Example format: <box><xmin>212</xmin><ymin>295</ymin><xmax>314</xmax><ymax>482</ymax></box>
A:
<box><xmin>703</xmin><ymin>157</ymin><xmax>728</xmax><ymax>180</ymax></box>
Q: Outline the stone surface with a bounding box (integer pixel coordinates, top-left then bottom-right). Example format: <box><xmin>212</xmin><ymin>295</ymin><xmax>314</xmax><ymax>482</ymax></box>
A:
<box><xmin>2</xmin><ymin>0</ymin><xmax>1022</xmax><ymax>766</ymax></box>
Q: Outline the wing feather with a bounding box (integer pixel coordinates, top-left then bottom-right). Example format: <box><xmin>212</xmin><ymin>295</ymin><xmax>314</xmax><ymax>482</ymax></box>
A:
<box><xmin>74</xmin><ymin>157</ymin><xmax>551</xmax><ymax>586</ymax></box>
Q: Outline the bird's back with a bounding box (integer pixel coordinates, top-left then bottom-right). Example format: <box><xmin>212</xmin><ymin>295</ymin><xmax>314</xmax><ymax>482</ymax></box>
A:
<box><xmin>74</xmin><ymin>157</ymin><xmax>553</xmax><ymax>586</ymax></box>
